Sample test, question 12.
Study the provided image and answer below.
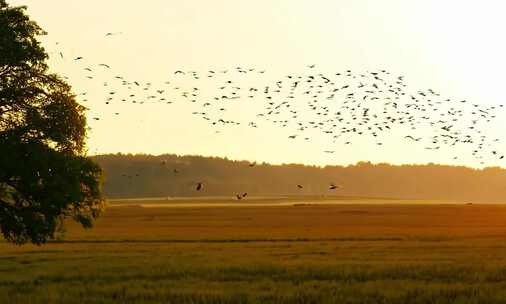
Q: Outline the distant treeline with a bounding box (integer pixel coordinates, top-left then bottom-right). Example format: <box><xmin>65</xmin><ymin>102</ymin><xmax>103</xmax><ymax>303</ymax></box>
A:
<box><xmin>93</xmin><ymin>154</ymin><xmax>506</xmax><ymax>202</ymax></box>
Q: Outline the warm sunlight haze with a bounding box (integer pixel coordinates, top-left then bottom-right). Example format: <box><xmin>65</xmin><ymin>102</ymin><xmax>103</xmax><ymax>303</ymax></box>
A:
<box><xmin>4</xmin><ymin>1</ymin><xmax>506</xmax><ymax>303</ymax></box>
<box><xmin>9</xmin><ymin>0</ymin><xmax>506</xmax><ymax>167</ymax></box>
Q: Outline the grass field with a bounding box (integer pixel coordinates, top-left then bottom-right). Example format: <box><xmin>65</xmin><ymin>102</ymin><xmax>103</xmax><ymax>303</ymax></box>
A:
<box><xmin>3</xmin><ymin>198</ymin><xmax>506</xmax><ymax>303</ymax></box>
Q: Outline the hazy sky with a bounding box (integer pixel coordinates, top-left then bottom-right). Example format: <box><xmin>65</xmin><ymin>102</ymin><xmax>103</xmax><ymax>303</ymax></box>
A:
<box><xmin>9</xmin><ymin>0</ymin><xmax>506</xmax><ymax>167</ymax></box>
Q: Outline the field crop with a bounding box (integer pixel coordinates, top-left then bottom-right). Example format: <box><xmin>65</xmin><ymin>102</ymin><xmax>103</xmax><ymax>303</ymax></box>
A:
<box><xmin>3</xmin><ymin>199</ymin><xmax>506</xmax><ymax>303</ymax></box>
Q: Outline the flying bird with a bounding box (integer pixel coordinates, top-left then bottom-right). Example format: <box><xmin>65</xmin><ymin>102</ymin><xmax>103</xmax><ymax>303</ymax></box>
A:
<box><xmin>329</xmin><ymin>183</ymin><xmax>340</xmax><ymax>190</ymax></box>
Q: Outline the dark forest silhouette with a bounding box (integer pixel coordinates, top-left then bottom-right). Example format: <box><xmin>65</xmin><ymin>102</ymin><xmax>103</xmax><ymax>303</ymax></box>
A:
<box><xmin>95</xmin><ymin>154</ymin><xmax>506</xmax><ymax>202</ymax></box>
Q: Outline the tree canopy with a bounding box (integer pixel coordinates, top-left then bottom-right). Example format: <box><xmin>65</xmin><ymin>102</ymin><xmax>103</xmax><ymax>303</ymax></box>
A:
<box><xmin>0</xmin><ymin>0</ymin><xmax>104</xmax><ymax>245</ymax></box>
<box><xmin>94</xmin><ymin>153</ymin><xmax>506</xmax><ymax>202</ymax></box>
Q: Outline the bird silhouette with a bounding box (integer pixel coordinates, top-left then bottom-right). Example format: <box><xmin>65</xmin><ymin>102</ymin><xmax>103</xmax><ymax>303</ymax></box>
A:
<box><xmin>329</xmin><ymin>183</ymin><xmax>340</xmax><ymax>190</ymax></box>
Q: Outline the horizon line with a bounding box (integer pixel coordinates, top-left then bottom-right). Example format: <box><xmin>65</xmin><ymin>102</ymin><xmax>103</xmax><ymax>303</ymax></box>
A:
<box><xmin>89</xmin><ymin>152</ymin><xmax>506</xmax><ymax>171</ymax></box>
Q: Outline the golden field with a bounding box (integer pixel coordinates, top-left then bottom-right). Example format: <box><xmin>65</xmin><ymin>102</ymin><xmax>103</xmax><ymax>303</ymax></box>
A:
<box><xmin>3</xmin><ymin>198</ymin><xmax>506</xmax><ymax>303</ymax></box>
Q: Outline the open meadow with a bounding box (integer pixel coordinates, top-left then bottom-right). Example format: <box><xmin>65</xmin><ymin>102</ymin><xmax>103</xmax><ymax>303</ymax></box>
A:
<box><xmin>4</xmin><ymin>198</ymin><xmax>506</xmax><ymax>303</ymax></box>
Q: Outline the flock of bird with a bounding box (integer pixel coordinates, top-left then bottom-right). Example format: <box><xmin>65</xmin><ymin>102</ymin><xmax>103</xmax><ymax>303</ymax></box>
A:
<box><xmin>50</xmin><ymin>33</ymin><xmax>505</xmax><ymax>198</ymax></box>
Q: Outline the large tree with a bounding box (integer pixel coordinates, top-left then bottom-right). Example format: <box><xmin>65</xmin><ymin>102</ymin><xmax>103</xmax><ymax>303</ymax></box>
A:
<box><xmin>0</xmin><ymin>0</ymin><xmax>104</xmax><ymax>245</ymax></box>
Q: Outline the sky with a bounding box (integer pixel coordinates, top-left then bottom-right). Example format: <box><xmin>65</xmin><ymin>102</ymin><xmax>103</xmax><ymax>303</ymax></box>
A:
<box><xmin>9</xmin><ymin>0</ymin><xmax>506</xmax><ymax>167</ymax></box>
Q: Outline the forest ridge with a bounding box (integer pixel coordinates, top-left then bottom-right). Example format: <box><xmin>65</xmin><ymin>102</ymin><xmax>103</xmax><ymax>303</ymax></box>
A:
<box><xmin>94</xmin><ymin>154</ymin><xmax>506</xmax><ymax>202</ymax></box>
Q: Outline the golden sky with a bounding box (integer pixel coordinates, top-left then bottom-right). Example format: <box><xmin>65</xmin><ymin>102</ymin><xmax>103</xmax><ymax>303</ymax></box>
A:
<box><xmin>9</xmin><ymin>0</ymin><xmax>506</xmax><ymax>167</ymax></box>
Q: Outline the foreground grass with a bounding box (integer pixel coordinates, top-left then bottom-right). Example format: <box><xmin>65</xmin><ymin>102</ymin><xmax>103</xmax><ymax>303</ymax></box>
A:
<box><xmin>3</xmin><ymin>202</ymin><xmax>506</xmax><ymax>303</ymax></box>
